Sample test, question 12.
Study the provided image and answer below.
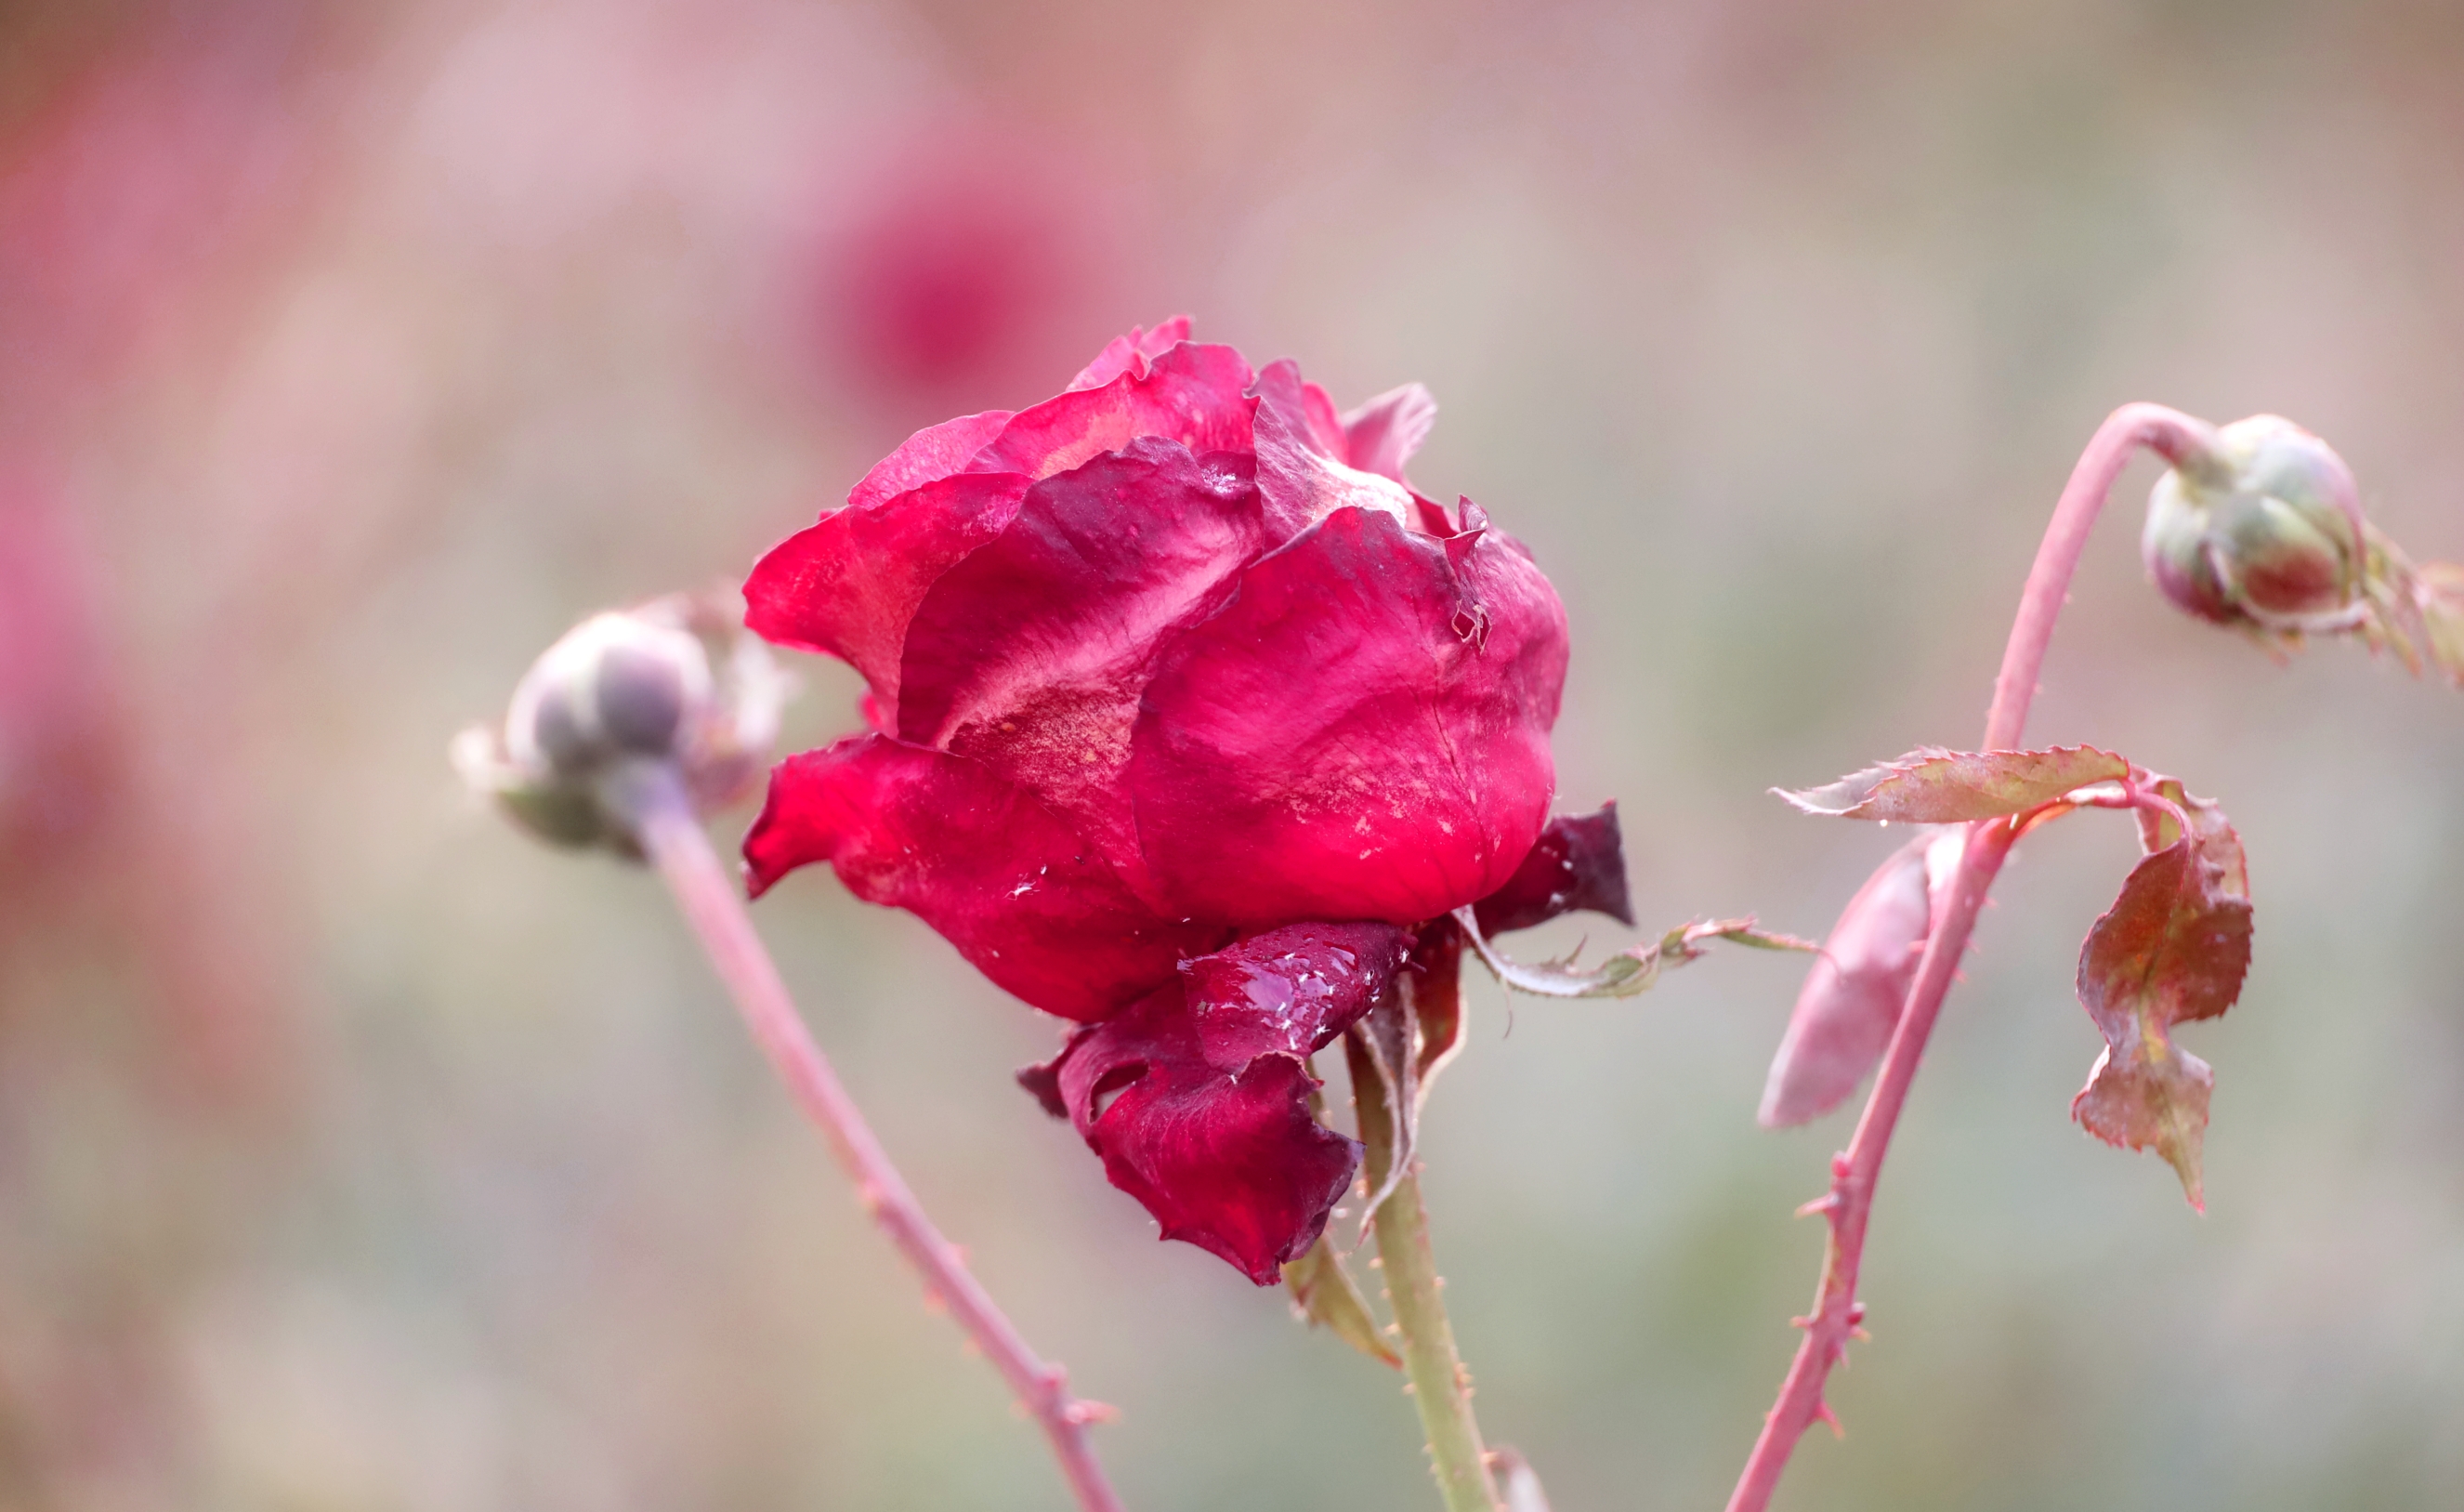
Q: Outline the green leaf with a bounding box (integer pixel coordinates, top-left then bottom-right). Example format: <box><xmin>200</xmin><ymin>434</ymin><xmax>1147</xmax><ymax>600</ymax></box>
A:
<box><xmin>1282</xmin><ymin>1232</ymin><xmax>1400</xmax><ymax>1369</ymax></box>
<box><xmin>1455</xmin><ymin>908</ymin><xmax>1814</xmax><ymax>1000</ymax></box>
<box><xmin>1776</xmin><ymin>745</ymin><xmax>2130</xmax><ymax>822</ymax></box>
<box><xmin>2071</xmin><ymin>788</ymin><xmax>2253</xmax><ymax>1210</ymax></box>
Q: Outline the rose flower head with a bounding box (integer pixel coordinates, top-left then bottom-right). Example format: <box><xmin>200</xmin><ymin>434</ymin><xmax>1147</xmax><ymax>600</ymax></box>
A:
<box><xmin>743</xmin><ymin>318</ymin><xmax>1625</xmax><ymax>1282</ymax></box>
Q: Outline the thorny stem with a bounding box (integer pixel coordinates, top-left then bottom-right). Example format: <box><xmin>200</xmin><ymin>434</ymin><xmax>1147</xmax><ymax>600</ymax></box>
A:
<box><xmin>1724</xmin><ymin>403</ymin><xmax>2213</xmax><ymax>1512</ymax></box>
<box><xmin>1349</xmin><ymin>1030</ymin><xmax>1501</xmax><ymax>1512</ymax></box>
<box><xmin>617</xmin><ymin>765</ymin><xmax>1127</xmax><ymax>1512</ymax></box>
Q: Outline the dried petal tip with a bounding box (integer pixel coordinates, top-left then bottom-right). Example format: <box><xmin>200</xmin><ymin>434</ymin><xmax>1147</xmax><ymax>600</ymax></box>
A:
<box><xmin>455</xmin><ymin>590</ymin><xmax>787</xmax><ymax>856</ymax></box>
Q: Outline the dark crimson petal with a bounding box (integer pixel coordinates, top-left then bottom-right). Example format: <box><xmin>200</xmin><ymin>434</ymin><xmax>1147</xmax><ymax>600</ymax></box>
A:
<box><xmin>895</xmin><ymin>440</ymin><xmax>1267</xmax><ymax>893</ymax></box>
<box><xmin>1131</xmin><ymin>505</ymin><xmax>1568</xmax><ymax>928</ymax></box>
<box><xmin>1178</xmin><ymin>921</ymin><xmax>1409</xmax><ymax>1072</ymax></box>
<box><xmin>846</xmin><ymin>409</ymin><xmax>1016</xmax><ymax>511</ymax></box>
<box><xmin>743</xmin><ymin>472</ymin><xmax>1029</xmax><ymax>711</ymax></box>
<box><xmin>1067</xmin><ymin>316</ymin><xmax>1192</xmax><ymax>391</ymax></box>
<box><xmin>968</xmin><ymin>341</ymin><xmax>1256</xmax><ymax>482</ymax></box>
<box><xmin>1342</xmin><ymin>383</ymin><xmax>1438</xmax><ymax>483</ymax></box>
<box><xmin>1472</xmin><ymin>803</ymin><xmax>1636</xmax><ymax>936</ymax></box>
<box><xmin>1023</xmin><ymin>982</ymin><xmax>1360</xmax><ymax>1284</ymax></box>
<box><xmin>742</xmin><ymin>735</ymin><xmax>1222</xmax><ymax>1021</ymax></box>
<box><xmin>1250</xmin><ymin>362</ymin><xmax>1422</xmax><ymax>540</ymax></box>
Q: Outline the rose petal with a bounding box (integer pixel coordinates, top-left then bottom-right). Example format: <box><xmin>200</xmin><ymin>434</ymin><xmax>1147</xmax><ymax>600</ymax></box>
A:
<box><xmin>1131</xmin><ymin>505</ymin><xmax>1567</xmax><ymax>928</ymax></box>
<box><xmin>847</xmin><ymin>410</ymin><xmax>1016</xmax><ymax>512</ymax></box>
<box><xmin>1472</xmin><ymin>802</ymin><xmax>1636</xmax><ymax>935</ymax></box>
<box><xmin>969</xmin><ymin>341</ymin><xmax>1256</xmax><ymax>482</ymax></box>
<box><xmin>1758</xmin><ymin>830</ymin><xmax>1962</xmax><ymax>1126</ymax></box>
<box><xmin>895</xmin><ymin>439</ymin><xmax>1268</xmax><ymax>892</ymax></box>
<box><xmin>1249</xmin><ymin>357</ymin><xmax>1350</xmax><ymax>455</ymax></box>
<box><xmin>744</xmin><ymin>472</ymin><xmax>1030</xmax><ymax>713</ymax></box>
<box><xmin>1341</xmin><ymin>383</ymin><xmax>1438</xmax><ymax>483</ymax></box>
<box><xmin>743</xmin><ymin>735</ymin><xmax>1222</xmax><ymax>1020</ymax></box>
<box><xmin>1021</xmin><ymin>980</ymin><xmax>1361</xmax><ymax>1284</ymax></box>
<box><xmin>1178</xmin><ymin>921</ymin><xmax>1409</xmax><ymax>1072</ymax></box>
<box><xmin>1068</xmin><ymin>316</ymin><xmax>1193</xmax><ymax>391</ymax></box>
<box><xmin>1250</xmin><ymin>361</ymin><xmax>1419</xmax><ymax>537</ymax></box>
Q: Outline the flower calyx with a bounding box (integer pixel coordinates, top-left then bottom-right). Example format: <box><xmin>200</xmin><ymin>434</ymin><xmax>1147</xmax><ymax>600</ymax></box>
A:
<box><xmin>454</xmin><ymin>590</ymin><xmax>787</xmax><ymax>856</ymax></box>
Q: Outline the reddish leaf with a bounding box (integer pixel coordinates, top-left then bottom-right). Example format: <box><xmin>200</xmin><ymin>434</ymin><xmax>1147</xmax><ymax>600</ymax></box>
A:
<box><xmin>2071</xmin><ymin>789</ymin><xmax>2253</xmax><ymax>1209</ymax></box>
<box><xmin>1777</xmin><ymin>745</ymin><xmax>2129</xmax><ymax>822</ymax></box>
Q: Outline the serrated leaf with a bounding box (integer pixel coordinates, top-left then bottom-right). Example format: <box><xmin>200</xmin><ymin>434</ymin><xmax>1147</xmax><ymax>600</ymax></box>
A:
<box><xmin>2071</xmin><ymin>812</ymin><xmax>2253</xmax><ymax>1209</ymax></box>
<box><xmin>2130</xmin><ymin>775</ymin><xmax>2248</xmax><ymax>897</ymax></box>
<box><xmin>1282</xmin><ymin>1232</ymin><xmax>1400</xmax><ymax>1369</ymax></box>
<box><xmin>1777</xmin><ymin>745</ymin><xmax>2130</xmax><ymax>822</ymax></box>
<box><xmin>1455</xmin><ymin>908</ymin><xmax>1814</xmax><ymax>1000</ymax></box>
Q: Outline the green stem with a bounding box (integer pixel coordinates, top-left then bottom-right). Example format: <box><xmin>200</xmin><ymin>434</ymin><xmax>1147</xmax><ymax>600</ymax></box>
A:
<box><xmin>1349</xmin><ymin>1031</ymin><xmax>1500</xmax><ymax>1512</ymax></box>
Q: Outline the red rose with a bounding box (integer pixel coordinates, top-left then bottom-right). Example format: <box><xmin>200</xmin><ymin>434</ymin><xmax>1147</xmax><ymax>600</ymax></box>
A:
<box><xmin>743</xmin><ymin>319</ymin><xmax>1590</xmax><ymax>1282</ymax></box>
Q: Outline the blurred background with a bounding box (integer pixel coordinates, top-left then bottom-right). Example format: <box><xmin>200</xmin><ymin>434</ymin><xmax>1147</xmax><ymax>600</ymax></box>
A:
<box><xmin>3</xmin><ymin>0</ymin><xmax>2460</xmax><ymax>1507</ymax></box>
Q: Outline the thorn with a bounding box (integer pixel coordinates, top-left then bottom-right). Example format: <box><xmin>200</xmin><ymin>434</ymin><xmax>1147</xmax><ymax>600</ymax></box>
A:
<box><xmin>1789</xmin><ymin>1314</ymin><xmax>1814</xmax><ymax>1332</ymax></box>
<box><xmin>1795</xmin><ymin>1192</ymin><xmax>1840</xmax><ymax>1218</ymax></box>
<box><xmin>1829</xmin><ymin>1152</ymin><xmax>1853</xmax><ymax>1180</ymax></box>
<box><xmin>1065</xmin><ymin>1400</ymin><xmax>1121</xmax><ymax>1427</ymax></box>
<box><xmin>856</xmin><ymin>1180</ymin><xmax>885</xmax><ymax>1214</ymax></box>
<box><xmin>945</xmin><ymin>1242</ymin><xmax>970</xmax><ymax>1268</ymax></box>
<box><xmin>1845</xmin><ymin>1301</ymin><xmax>1867</xmax><ymax>1328</ymax></box>
<box><xmin>1815</xmin><ymin>1400</ymin><xmax>1845</xmax><ymax>1440</ymax></box>
<box><xmin>921</xmin><ymin>1287</ymin><xmax>948</xmax><ymax>1315</ymax></box>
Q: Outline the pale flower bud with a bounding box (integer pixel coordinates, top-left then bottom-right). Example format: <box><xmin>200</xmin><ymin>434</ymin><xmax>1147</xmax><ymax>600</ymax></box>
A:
<box><xmin>454</xmin><ymin>591</ymin><xmax>786</xmax><ymax>856</ymax></box>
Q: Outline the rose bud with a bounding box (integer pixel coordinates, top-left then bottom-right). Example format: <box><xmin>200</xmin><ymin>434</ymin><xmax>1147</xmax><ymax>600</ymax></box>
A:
<box><xmin>742</xmin><ymin>318</ymin><xmax>1610</xmax><ymax>1282</ymax></box>
<box><xmin>2142</xmin><ymin>414</ymin><xmax>2364</xmax><ymax>631</ymax></box>
<box><xmin>455</xmin><ymin>592</ymin><xmax>785</xmax><ymax>855</ymax></box>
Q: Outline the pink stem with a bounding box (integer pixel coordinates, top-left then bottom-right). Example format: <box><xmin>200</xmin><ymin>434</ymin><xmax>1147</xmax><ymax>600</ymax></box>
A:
<box><xmin>1724</xmin><ymin>402</ymin><xmax>2212</xmax><ymax>1512</ymax></box>
<box><xmin>623</xmin><ymin>767</ymin><xmax>1127</xmax><ymax>1512</ymax></box>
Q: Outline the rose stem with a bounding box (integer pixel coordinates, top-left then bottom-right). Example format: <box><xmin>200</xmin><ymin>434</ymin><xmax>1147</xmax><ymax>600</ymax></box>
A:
<box><xmin>1723</xmin><ymin>403</ymin><xmax>2214</xmax><ymax>1512</ymax></box>
<box><xmin>1349</xmin><ymin>1029</ymin><xmax>1502</xmax><ymax>1512</ymax></box>
<box><xmin>619</xmin><ymin>766</ymin><xmax>1128</xmax><ymax>1512</ymax></box>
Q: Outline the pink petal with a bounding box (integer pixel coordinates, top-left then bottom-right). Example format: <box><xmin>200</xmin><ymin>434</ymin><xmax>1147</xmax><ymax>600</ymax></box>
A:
<box><xmin>1019</xmin><ymin>972</ymin><xmax>1366</xmax><ymax>1284</ymax></box>
<box><xmin>1758</xmin><ymin>831</ymin><xmax>1962</xmax><ymax>1127</ymax></box>
<box><xmin>1067</xmin><ymin>316</ymin><xmax>1194</xmax><ymax>391</ymax></box>
<box><xmin>1341</xmin><ymin>383</ymin><xmax>1438</xmax><ymax>483</ymax></box>
<box><xmin>968</xmin><ymin>340</ymin><xmax>1256</xmax><ymax>483</ymax></box>
<box><xmin>743</xmin><ymin>735</ymin><xmax>1223</xmax><ymax>1021</ymax></box>
<box><xmin>1250</xmin><ymin>362</ymin><xmax>1421</xmax><ymax>538</ymax></box>
<box><xmin>1249</xmin><ymin>358</ymin><xmax>1350</xmax><ymax>455</ymax></box>
<box><xmin>743</xmin><ymin>472</ymin><xmax>1030</xmax><ymax>713</ymax></box>
<box><xmin>1178</xmin><ymin>921</ymin><xmax>1409</xmax><ymax>1072</ymax></box>
<box><xmin>894</xmin><ymin>440</ymin><xmax>1269</xmax><ymax>894</ymax></box>
<box><xmin>1130</xmin><ymin>505</ymin><xmax>1568</xmax><ymax>928</ymax></box>
<box><xmin>847</xmin><ymin>410</ymin><xmax>1016</xmax><ymax>512</ymax></box>
<box><xmin>1472</xmin><ymin>803</ymin><xmax>1635</xmax><ymax>935</ymax></box>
